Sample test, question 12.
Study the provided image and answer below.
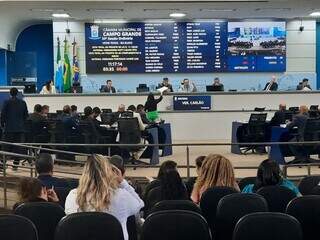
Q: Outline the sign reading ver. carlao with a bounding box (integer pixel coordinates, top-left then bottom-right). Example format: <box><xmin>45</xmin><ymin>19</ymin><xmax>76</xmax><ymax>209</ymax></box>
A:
<box><xmin>173</xmin><ymin>96</ymin><xmax>211</xmax><ymax>111</ymax></box>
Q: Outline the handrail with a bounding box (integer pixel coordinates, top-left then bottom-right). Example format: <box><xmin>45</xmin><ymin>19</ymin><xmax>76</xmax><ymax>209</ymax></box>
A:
<box><xmin>11</xmin><ymin>140</ymin><xmax>320</xmax><ymax>147</ymax></box>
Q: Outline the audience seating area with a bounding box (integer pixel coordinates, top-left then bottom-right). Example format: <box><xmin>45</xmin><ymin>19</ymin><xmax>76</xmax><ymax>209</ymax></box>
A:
<box><xmin>1</xmin><ymin>175</ymin><xmax>320</xmax><ymax>240</ymax></box>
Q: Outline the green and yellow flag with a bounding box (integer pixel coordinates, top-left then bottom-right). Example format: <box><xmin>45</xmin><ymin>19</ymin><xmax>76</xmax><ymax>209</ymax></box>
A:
<box><xmin>63</xmin><ymin>38</ymin><xmax>72</xmax><ymax>93</ymax></box>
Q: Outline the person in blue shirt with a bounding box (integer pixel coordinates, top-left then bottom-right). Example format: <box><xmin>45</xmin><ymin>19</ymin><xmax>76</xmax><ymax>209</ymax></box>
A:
<box><xmin>36</xmin><ymin>153</ymin><xmax>70</xmax><ymax>188</ymax></box>
<box><xmin>242</xmin><ymin>159</ymin><xmax>300</xmax><ymax>196</ymax></box>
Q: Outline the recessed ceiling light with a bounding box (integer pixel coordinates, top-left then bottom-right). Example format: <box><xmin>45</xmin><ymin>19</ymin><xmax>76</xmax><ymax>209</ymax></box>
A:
<box><xmin>310</xmin><ymin>12</ymin><xmax>320</xmax><ymax>17</ymax></box>
<box><xmin>52</xmin><ymin>13</ymin><xmax>70</xmax><ymax>18</ymax></box>
<box><xmin>169</xmin><ymin>12</ymin><xmax>186</xmax><ymax>18</ymax></box>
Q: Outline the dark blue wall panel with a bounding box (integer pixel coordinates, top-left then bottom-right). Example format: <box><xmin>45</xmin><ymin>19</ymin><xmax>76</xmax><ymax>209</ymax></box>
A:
<box><xmin>317</xmin><ymin>22</ymin><xmax>320</xmax><ymax>90</ymax></box>
<box><xmin>15</xmin><ymin>24</ymin><xmax>53</xmax><ymax>91</ymax></box>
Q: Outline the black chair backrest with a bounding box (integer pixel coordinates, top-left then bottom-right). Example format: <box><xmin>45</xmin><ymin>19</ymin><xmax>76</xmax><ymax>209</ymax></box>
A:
<box><xmin>286</xmin><ymin>195</ymin><xmax>320</xmax><ymax>240</ymax></box>
<box><xmin>55</xmin><ymin>212</ymin><xmax>124</xmax><ymax>240</ymax></box>
<box><xmin>143</xmin><ymin>180</ymin><xmax>161</xmax><ymax>201</ymax></box>
<box><xmin>254</xmin><ymin>107</ymin><xmax>265</xmax><ymax>112</ymax></box>
<box><xmin>298</xmin><ymin>176</ymin><xmax>320</xmax><ymax>195</ymax></box>
<box><xmin>215</xmin><ymin>193</ymin><xmax>268</xmax><ymax>240</ymax></box>
<box><xmin>102</xmin><ymin>108</ymin><xmax>112</xmax><ymax>113</ymax></box>
<box><xmin>289</xmin><ymin>107</ymin><xmax>300</xmax><ymax>114</ymax></box>
<box><xmin>248</xmin><ymin>113</ymin><xmax>267</xmax><ymax>124</ymax></box>
<box><xmin>0</xmin><ymin>214</ymin><xmax>38</xmax><ymax>240</ymax></box>
<box><xmin>199</xmin><ymin>186</ymin><xmax>238</xmax><ymax>230</ymax></box>
<box><xmin>14</xmin><ymin>202</ymin><xmax>65</xmax><ymax>240</ymax></box>
<box><xmin>150</xmin><ymin>200</ymin><xmax>202</xmax><ymax>215</ymax></box>
<box><xmin>233</xmin><ymin>212</ymin><xmax>303</xmax><ymax>240</ymax></box>
<box><xmin>118</xmin><ymin>118</ymin><xmax>141</xmax><ymax>145</ymax></box>
<box><xmin>142</xmin><ymin>210</ymin><xmax>211</xmax><ymax>240</ymax></box>
<box><xmin>257</xmin><ymin>185</ymin><xmax>296</xmax><ymax>212</ymax></box>
<box><xmin>304</xmin><ymin>119</ymin><xmax>320</xmax><ymax>141</ymax></box>
<box><xmin>145</xmin><ymin>186</ymin><xmax>162</xmax><ymax>215</ymax></box>
<box><xmin>311</xmin><ymin>185</ymin><xmax>320</xmax><ymax>195</ymax></box>
<box><xmin>55</xmin><ymin>187</ymin><xmax>72</xmax><ymax>208</ymax></box>
<box><xmin>101</xmin><ymin>112</ymin><xmax>116</xmax><ymax>125</ymax></box>
<box><xmin>238</xmin><ymin>177</ymin><xmax>256</xmax><ymax>191</ymax></box>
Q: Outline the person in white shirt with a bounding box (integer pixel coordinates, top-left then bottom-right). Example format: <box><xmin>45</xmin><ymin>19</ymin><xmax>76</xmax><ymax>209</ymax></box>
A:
<box><xmin>40</xmin><ymin>80</ymin><xmax>57</xmax><ymax>94</ymax></box>
<box><xmin>65</xmin><ymin>155</ymin><xmax>144</xmax><ymax>240</ymax></box>
<box><xmin>178</xmin><ymin>78</ymin><xmax>197</xmax><ymax>92</ymax></box>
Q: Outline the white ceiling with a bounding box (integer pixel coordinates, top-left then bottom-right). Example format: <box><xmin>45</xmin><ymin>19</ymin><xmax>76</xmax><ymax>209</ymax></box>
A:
<box><xmin>0</xmin><ymin>0</ymin><xmax>320</xmax><ymax>22</ymax></box>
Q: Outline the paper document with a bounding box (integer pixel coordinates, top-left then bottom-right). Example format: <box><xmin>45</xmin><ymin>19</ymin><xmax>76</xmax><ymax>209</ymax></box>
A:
<box><xmin>157</xmin><ymin>86</ymin><xmax>169</xmax><ymax>94</ymax></box>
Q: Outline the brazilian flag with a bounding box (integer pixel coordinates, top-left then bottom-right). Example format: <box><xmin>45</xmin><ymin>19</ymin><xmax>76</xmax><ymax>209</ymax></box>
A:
<box><xmin>63</xmin><ymin>39</ymin><xmax>72</xmax><ymax>93</ymax></box>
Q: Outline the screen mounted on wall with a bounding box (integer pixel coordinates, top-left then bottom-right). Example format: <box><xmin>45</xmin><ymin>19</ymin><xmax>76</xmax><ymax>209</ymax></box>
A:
<box><xmin>85</xmin><ymin>21</ymin><xmax>286</xmax><ymax>74</ymax></box>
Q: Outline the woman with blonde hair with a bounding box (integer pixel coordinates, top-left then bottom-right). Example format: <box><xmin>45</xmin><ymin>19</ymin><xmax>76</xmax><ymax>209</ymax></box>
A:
<box><xmin>191</xmin><ymin>154</ymin><xmax>239</xmax><ymax>204</ymax></box>
<box><xmin>65</xmin><ymin>155</ymin><xmax>144</xmax><ymax>240</ymax></box>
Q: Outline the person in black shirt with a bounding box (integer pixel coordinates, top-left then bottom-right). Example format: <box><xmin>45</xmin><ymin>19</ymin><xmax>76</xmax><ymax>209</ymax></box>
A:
<box><xmin>212</xmin><ymin>77</ymin><xmax>224</xmax><ymax>91</ymax></box>
<box><xmin>144</xmin><ymin>92</ymin><xmax>163</xmax><ymax>122</ymax></box>
<box><xmin>270</xmin><ymin>103</ymin><xmax>287</xmax><ymax>126</ymax></box>
<box><xmin>263</xmin><ymin>76</ymin><xmax>278</xmax><ymax>91</ymax></box>
<box><xmin>1</xmin><ymin>88</ymin><xmax>28</xmax><ymax>168</ymax></box>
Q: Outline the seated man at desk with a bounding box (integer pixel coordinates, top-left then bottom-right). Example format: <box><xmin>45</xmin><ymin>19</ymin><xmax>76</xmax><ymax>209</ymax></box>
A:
<box><xmin>270</xmin><ymin>103</ymin><xmax>287</xmax><ymax>126</ymax></box>
<box><xmin>286</xmin><ymin>105</ymin><xmax>309</xmax><ymax>163</ymax></box>
<box><xmin>61</xmin><ymin>105</ymin><xmax>80</xmax><ymax>133</ymax></box>
<box><xmin>212</xmin><ymin>77</ymin><xmax>224</xmax><ymax>91</ymax></box>
<box><xmin>296</xmin><ymin>78</ymin><xmax>312</xmax><ymax>91</ymax></box>
<box><xmin>158</xmin><ymin>77</ymin><xmax>173</xmax><ymax>92</ymax></box>
<box><xmin>263</xmin><ymin>75</ymin><xmax>278</xmax><ymax>91</ymax></box>
<box><xmin>101</xmin><ymin>80</ymin><xmax>116</xmax><ymax>93</ymax></box>
<box><xmin>178</xmin><ymin>78</ymin><xmax>197</xmax><ymax>93</ymax></box>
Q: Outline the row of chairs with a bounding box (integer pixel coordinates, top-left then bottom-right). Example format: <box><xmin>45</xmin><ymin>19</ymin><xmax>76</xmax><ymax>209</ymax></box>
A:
<box><xmin>3</xmin><ymin>193</ymin><xmax>318</xmax><ymax>240</ymax></box>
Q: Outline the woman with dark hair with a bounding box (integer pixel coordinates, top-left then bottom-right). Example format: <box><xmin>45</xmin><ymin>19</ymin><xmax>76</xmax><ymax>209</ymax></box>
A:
<box><xmin>13</xmin><ymin>177</ymin><xmax>59</xmax><ymax>210</ymax></box>
<box><xmin>144</xmin><ymin>92</ymin><xmax>163</xmax><ymax>122</ymax></box>
<box><xmin>143</xmin><ymin>160</ymin><xmax>177</xmax><ymax>199</ymax></box>
<box><xmin>159</xmin><ymin>169</ymin><xmax>188</xmax><ymax>201</ymax></box>
<box><xmin>242</xmin><ymin>159</ymin><xmax>300</xmax><ymax>196</ymax></box>
<box><xmin>40</xmin><ymin>80</ymin><xmax>56</xmax><ymax>94</ymax></box>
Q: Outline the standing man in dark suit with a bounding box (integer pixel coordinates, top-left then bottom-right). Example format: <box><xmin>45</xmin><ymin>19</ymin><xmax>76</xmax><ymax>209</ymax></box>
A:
<box><xmin>286</xmin><ymin>105</ymin><xmax>309</xmax><ymax>163</ymax></box>
<box><xmin>263</xmin><ymin>75</ymin><xmax>278</xmax><ymax>91</ymax></box>
<box><xmin>102</xmin><ymin>80</ymin><xmax>116</xmax><ymax>93</ymax></box>
<box><xmin>270</xmin><ymin>103</ymin><xmax>287</xmax><ymax>126</ymax></box>
<box><xmin>1</xmin><ymin>87</ymin><xmax>28</xmax><ymax>169</ymax></box>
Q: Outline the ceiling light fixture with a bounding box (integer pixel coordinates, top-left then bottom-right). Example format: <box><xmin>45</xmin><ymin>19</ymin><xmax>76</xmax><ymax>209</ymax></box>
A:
<box><xmin>169</xmin><ymin>12</ymin><xmax>186</xmax><ymax>18</ymax></box>
<box><xmin>310</xmin><ymin>12</ymin><xmax>320</xmax><ymax>17</ymax></box>
<box><xmin>52</xmin><ymin>13</ymin><xmax>70</xmax><ymax>18</ymax></box>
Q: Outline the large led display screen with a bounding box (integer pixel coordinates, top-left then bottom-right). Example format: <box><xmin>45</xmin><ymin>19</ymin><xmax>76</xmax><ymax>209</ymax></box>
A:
<box><xmin>85</xmin><ymin>21</ymin><xmax>286</xmax><ymax>73</ymax></box>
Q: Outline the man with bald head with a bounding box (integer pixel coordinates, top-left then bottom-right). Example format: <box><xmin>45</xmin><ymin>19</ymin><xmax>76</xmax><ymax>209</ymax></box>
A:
<box><xmin>263</xmin><ymin>75</ymin><xmax>278</xmax><ymax>91</ymax></box>
<box><xmin>270</xmin><ymin>103</ymin><xmax>287</xmax><ymax>126</ymax></box>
